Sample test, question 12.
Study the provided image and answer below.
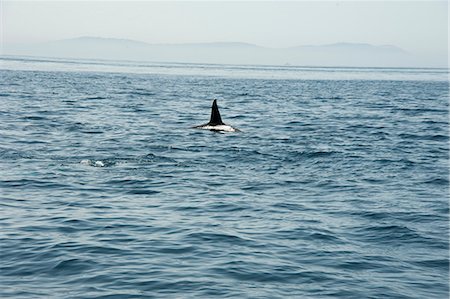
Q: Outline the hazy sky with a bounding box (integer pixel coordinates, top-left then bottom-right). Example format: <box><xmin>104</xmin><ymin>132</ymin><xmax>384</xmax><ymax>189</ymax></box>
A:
<box><xmin>2</xmin><ymin>1</ymin><xmax>448</xmax><ymax>56</ymax></box>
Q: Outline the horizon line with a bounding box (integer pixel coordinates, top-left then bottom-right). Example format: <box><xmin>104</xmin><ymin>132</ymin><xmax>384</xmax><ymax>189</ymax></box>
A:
<box><xmin>1</xmin><ymin>53</ymin><xmax>448</xmax><ymax>71</ymax></box>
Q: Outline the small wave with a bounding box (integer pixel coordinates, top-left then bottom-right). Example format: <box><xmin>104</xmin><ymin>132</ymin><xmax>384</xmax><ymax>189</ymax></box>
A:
<box><xmin>398</xmin><ymin>133</ymin><xmax>449</xmax><ymax>141</ymax></box>
<box><xmin>184</xmin><ymin>232</ymin><xmax>255</xmax><ymax>247</ymax></box>
<box><xmin>351</xmin><ymin>210</ymin><xmax>390</xmax><ymax>220</ymax></box>
<box><xmin>116</xmin><ymin>90</ymin><xmax>155</xmax><ymax>96</ymax></box>
<box><xmin>422</xmin><ymin>177</ymin><xmax>449</xmax><ymax>186</ymax></box>
<box><xmin>204</xmin><ymin>202</ymin><xmax>247</xmax><ymax>213</ymax></box>
<box><xmin>153</xmin><ymin>246</ymin><xmax>197</xmax><ymax>255</ymax></box>
<box><xmin>82</xmin><ymin>96</ymin><xmax>106</xmax><ymax>100</ymax></box>
<box><xmin>351</xmin><ymin>224</ymin><xmax>434</xmax><ymax>246</ymax></box>
<box><xmin>0</xmin><ymin>148</ymin><xmax>34</xmax><ymax>160</ymax></box>
<box><xmin>313</xmin><ymin>96</ymin><xmax>343</xmax><ymax>100</ymax></box>
<box><xmin>335</xmin><ymin>260</ymin><xmax>382</xmax><ymax>271</ymax></box>
<box><xmin>306</xmin><ymin>151</ymin><xmax>337</xmax><ymax>158</ymax></box>
<box><xmin>283</xmin><ymin>150</ymin><xmax>338</xmax><ymax>162</ymax></box>
<box><xmin>131</xmin><ymin>91</ymin><xmax>156</xmax><ymax>96</ymax></box>
<box><xmin>140</xmin><ymin>153</ymin><xmax>176</xmax><ymax>163</ymax></box>
<box><xmin>309</xmin><ymin>232</ymin><xmax>342</xmax><ymax>242</ymax></box>
<box><xmin>362</xmin><ymin>225</ymin><xmax>416</xmax><ymax>234</ymax></box>
<box><xmin>81</xmin><ymin>245</ymin><xmax>128</xmax><ymax>255</ymax></box>
<box><xmin>127</xmin><ymin>189</ymin><xmax>161</xmax><ymax>195</ymax></box>
<box><xmin>51</xmin><ymin>258</ymin><xmax>93</xmax><ymax>275</ymax></box>
<box><xmin>397</xmin><ymin>107</ymin><xmax>447</xmax><ymax>114</ymax></box>
<box><xmin>80</xmin><ymin>130</ymin><xmax>104</xmax><ymax>134</ymax></box>
<box><xmin>374</xmin><ymin>158</ymin><xmax>416</xmax><ymax>168</ymax></box>
<box><xmin>0</xmin><ymin>179</ymin><xmax>68</xmax><ymax>189</ymax></box>
<box><xmin>411</xmin><ymin>259</ymin><xmax>449</xmax><ymax>270</ymax></box>
<box><xmin>21</xmin><ymin>115</ymin><xmax>48</xmax><ymax>121</ymax></box>
<box><xmin>213</xmin><ymin>262</ymin><xmax>328</xmax><ymax>284</ymax></box>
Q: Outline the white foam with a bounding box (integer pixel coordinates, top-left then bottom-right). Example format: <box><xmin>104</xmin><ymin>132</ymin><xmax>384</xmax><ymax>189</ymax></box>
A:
<box><xmin>80</xmin><ymin>159</ymin><xmax>105</xmax><ymax>167</ymax></box>
<box><xmin>94</xmin><ymin>161</ymin><xmax>105</xmax><ymax>167</ymax></box>
<box><xmin>80</xmin><ymin>159</ymin><xmax>91</xmax><ymax>165</ymax></box>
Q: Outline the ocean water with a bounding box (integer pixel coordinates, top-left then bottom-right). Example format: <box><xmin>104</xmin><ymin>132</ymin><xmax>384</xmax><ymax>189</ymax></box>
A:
<box><xmin>0</xmin><ymin>57</ymin><xmax>448</xmax><ymax>298</ymax></box>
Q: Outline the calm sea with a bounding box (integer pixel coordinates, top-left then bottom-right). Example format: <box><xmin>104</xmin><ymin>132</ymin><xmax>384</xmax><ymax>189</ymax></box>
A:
<box><xmin>0</xmin><ymin>56</ymin><xmax>448</xmax><ymax>298</ymax></box>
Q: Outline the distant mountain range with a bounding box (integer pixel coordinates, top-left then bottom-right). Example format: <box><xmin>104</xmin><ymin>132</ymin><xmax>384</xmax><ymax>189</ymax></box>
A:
<box><xmin>2</xmin><ymin>36</ymin><xmax>445</xmax><ymax>67</ymax></box>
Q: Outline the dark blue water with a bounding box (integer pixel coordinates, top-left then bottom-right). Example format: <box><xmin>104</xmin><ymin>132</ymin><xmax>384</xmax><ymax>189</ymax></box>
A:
<box><xmin>1</xmin><ymin>57</ymin><xmax>449</xmax><ymax>298</ymax></box>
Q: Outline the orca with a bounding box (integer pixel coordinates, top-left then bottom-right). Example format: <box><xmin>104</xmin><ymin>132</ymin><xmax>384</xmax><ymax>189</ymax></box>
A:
<box><xmin>194</xmin><ymin>99</ymin><xmax>239</xmax><ymax>132</ymax></box>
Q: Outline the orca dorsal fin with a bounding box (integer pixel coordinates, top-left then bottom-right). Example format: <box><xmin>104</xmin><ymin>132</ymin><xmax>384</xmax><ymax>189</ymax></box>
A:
<box><xmin>208</xmin><ymin>99</ymin><xmax>224</xmax><ymax>125</ymax></box>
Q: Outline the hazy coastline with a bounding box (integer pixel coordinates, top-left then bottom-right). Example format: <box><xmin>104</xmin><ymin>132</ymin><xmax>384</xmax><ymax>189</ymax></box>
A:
<box><xmin>3</xmin><ymin>36</ymin><xmax>446</xmax><ymax>68</ymax></box>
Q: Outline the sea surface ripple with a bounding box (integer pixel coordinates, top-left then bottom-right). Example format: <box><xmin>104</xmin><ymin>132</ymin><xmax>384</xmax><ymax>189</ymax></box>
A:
<box><xmin>0</xmin><ymin>57</ymin><xmax>448</xmax><ymax>298</ymax></box>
